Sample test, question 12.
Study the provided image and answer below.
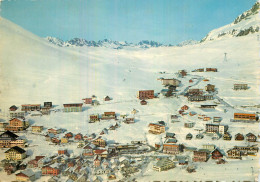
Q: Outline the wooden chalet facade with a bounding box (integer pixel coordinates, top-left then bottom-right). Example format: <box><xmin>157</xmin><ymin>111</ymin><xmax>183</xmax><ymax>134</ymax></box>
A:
<box><xmin>163</xmin><ymin>144</ymin><xmax>182</xmax><ymax>155</ymax></box>
<box><xmin>178</xmin><ymin>70</ymin><xmax>187</xmax><ymax>77</ymax></box>
<box><xmin>89</xmin><ymin>114</ymin><xmax>99</xmax><ymax>122</ymax></box>
<box><xmin>233</xmin><ymin>146</ymin><xmax>259</xmax><ymax>156</ymax></box>
<box><xmin>148</xmin><ymin>123</ymin><xmax>165</xmax><ymax>134</ymax></box>
<box><xmin>206</xmin><ymin>68</ymin><xmax>218</xmax><ymax>72</ymax></box>
<box><xmin>223</xmin><ymin>132</ymin><xmax>232</xmax><ymax>140</ymax></box>
<box><xmin>124</xmin><ymin>118</ymin><xmax>135</xmax><ymax>124</ymax></box>
<box><xmin>187</xmin><ymin>89</ymin><xmax>203</xmax><ymax>96</ymax></box>
<box><xmin>235</xmin><ymin>133</ymin><xmax>244</xmax><ymax>141</ymax></box>
<box><xmin>227</xmin><ymin>149</ymin><xmax>241</xmax><ymax>159</ymax></box>
<box><xmin>82</xmin><ymin>98</ymin><xmax>92</xmax><ymax>104</ymax></box>
<box><xmin>32</xmin><ymin>126</ymin><xmax>43</xmax><ymax>133</ymax></box>
<box><xmin>234</xmin><ymin>84</ymin><xmax>248</xmax><ymax>90</ymax></box>
<box><xmin>104</xmin><ymin>96</ymin><xmax>111</xmax><ymax>101</ymax></box>
<box><xmin>5</xmin><ymin>146</ymin><xmax>26</xmax><ymax>161</ymax></box>
<box><xmin>74</xmin><ymin>133</ymin><xmax>83</xmax><ymax>140</ymax></box>
<box><xmin>92</xmin><ymin>137</ymin><xmax>106</xmax><ymax>148</ymax></box>
<box><xmin>233</xmin><ymin>113</ymin><xmax>257</xmax><ymax>121</ymax></box>
<box><xmin>28</xmin><ymin>156</ymin><xmax>45</xmax><ymax>168</ymax></box>
<box><xmin>193</xmin><ymin>150</ymin><xmax>209</xmax><ymax>162</ymax></box>
<box><xmin>21</xmin><ymin>104</ymin><xmax>41</xmax><ymax>112</ymax></box>
<box><xmin>48</xmin><ymin>128</ymin><xmax>62</xmax><ymax>135</ymax></box>
<box><xmin>200</xmin><ymin>105</ymin><xmax>217</xmax><ymax>109</ymax></box>
<box><xmin>246</xmin><ymin>133</ymin><xmax>257</xmax><ymax>142</ymax></box>
<box><xmin>211</xmin><ymin>148</ymin><xmax>224</xmax><ymax>159</ymax></box>
<box><xmin>16</xmin><ymin>169</ymin><xmax>35</xmax><ymax>182</ymax></box>
<box><xmin>63</xmin><ymin>103</ymin><xmax>83</xmax><ymax>112</ymax></box>
<box><xmin>5</xmin><ymin>118</ymin><xmax>28</xmax><ymax>132</ymax></box>
<box><xmin>137</xmin><ymin>90</ymin><xmax>154</xmax><ymax>100</ymax></box>
<box><xmin>101</xmin><ymin>112</ymin><xmax>116</xmax><ymax>120</ymax></box>
<box><xmin>42</xmin><ymin>165</ymin><xmax>60</xmax><ymax>176</ymax></box>
<box><xmin>0</xmin><ymin>130</ymin><xmax>25</xmax><ymax>148</ymax></box>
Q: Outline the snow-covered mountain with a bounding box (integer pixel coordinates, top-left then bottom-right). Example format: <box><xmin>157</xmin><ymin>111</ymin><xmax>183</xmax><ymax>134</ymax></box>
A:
<box><xmin>46</xmin><ymin>37</ymin><xmax>169</xmax><ymax>49</ymax></box>
<box><xmin>201</xmin><ymin>2</ymin><xmax>260</xmax><ymax>42</ymax></box>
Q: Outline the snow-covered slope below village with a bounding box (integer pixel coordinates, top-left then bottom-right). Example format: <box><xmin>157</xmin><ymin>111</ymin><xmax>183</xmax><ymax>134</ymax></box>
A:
<box><xmin>201</xmin><ymin>2</ymin><xmax>260</xmax><ymax>42</ymax></box>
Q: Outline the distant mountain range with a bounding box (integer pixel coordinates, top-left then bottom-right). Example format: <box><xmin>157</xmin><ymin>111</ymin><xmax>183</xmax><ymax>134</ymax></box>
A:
<box><xmin>46</xmin><ymin>2</ymin><xmax>260</xmax><ymax>48</ymax></box>
<box><xmin>46</xmin><ymin>37</ymin><xmax>200</xmax><ymax>49</ymax></box>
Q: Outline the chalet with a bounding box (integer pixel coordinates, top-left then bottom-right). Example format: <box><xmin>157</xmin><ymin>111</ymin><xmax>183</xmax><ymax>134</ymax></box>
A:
<box><xmin>233</xmin><ymin>113</ymin><xmax>257</xmax><ymax>121</ymax></box>
<box><xmin>161</xmin><ymin>78</ymin><xmax>181</xmax><ymax>87</ymax></box>
<box><xmin>60</xmin><ymin>138</ymin><xmax>68</xmax><ymax>144</ymax></box>
<box><xmin>246</xmin><ymin>133</ymin><xmax>257</xmax><ymax>142</ymax></box>
<box><xmin>233</xmin><ymin>146</ymin><xmax>259</xmax><ymax>156</ymax></box>
<box><xmin>101</xmin><ymin>112</ymin><xmax>116</xmax><ymax>120</ymax></box>
<box><xmin>16</xmin><ymin>169</ymin><xmax>35</xmax><ymax>182</ymax></box>
<box><xmin>94</xmin><ymin>149</ymin><xmax>108</xmax><ymax>158</ymax></box>
<box><xmin>21</xmin><ymin>104</ymin><xmax>41</xmax><ymax>112</ymax></box>
<box><xmin>165</xmin><ymin>132</ymin><xmax>175</xmax><ymax>139</ymax></box>
<box><xmin>205</xmin><ymin>84</ymin><xmax>215</xmax><ymax>92</ymax></box>
<box><xmin>193</xmin><ymin>150</ymin><xmax>209</xmax><ymax>162</ymax></box>
<box><xmin>234</xmin><ymin>84</ymin><xmax>248</xmax><ymax>90</ymax></box>
<box><xmin>206</xmin><ymin>68</ymin><xmax>217</xmax><ymax>72</ymax></box>
<box><xmin>92</xmin><ymin>137</ymin><xmax>106</xmax><ymax>148</ymax></box>
<box><xmin>5</xmin><ymin>146</ymin><xmax>26</xmax><ymax>161</ymax></box>
<box><xmin>213</xmin><ymin>117</ymin><xmax>222</xmax><ymax>123</ymax></box>
<box><xmin>89</xmin><ymin>114</ymin><xmax>99</xmax><ymax>122</ymax></box>
<box><xmin>9</xmin><ymin>105</ymin><xmax>18</xmax><ymax>111</ymax></box>
<box><xmin>48</xmin><ymin>128</ymin><xmax>62</xmax><ymax>135</ymax></box>
<box><xmin>184</xmin><ymin>122</ymin><xmax>195</xmax><ymax>128</ymax></box>
<box><xmin>74</xmin><ymin>133</ymin><xmax>83</xmax><ymax>141</ymax></box>
<box><xmin>82</xmin><ymin>98</ymin><xmax>92</xmax><ymax>104</ymax></box>
<box><xmin>178</xmin><ymin>70</ymin><xmax>187</xmax><ymax>77</ymax></box>
<box><xmin>45</xmin><ymin>133</ymin><xmax>55</xmax><ymax>141</ymax></box>
<box><xmin>187</xmin><ymin>89</ymin><xmax>203</xmax><ymax>96</ymax></box>
<box><xmin>27</xmin><ymin>156</ymin><xmax>45</xmax><ymax>168</ymax></box>
<box><xmin>181</xmin><ymin>105</ymin><xmax>189</xmax><ymax>110</ymax></box>
<box><xmin>148</xmin><ymin>123</ymin><xmax>165</xmax><ymax>134</ymax></box>
<box><xmin>42</xmin><ymin>164</ymin><xmax>60</xmax><ymax>176</ymax></box>
<box><xmin>200</xmin><ymin>104</ymin><xmax>217</xmax><ymax>109</ymax></box>
<box><xmin>192</xmin><ymin>68</ymin><xmax>204</xmax><ymax>72</ymax></box>
<box><xmin>153</xmin><ymin>158</ymin><xmax>175</xmax><ymax>172</ymax></box>
<box><xmin>63</xmin><ymin>103</ymin><xmax>83</xmax><ymax>112</ymax></box>
<box><xmin>186</xmin><ymin>133</ymin><xmax>193</xmax><ymax>140</ymax></box>
<box><xmin>211</xmin><ymin>148</ymin><xmax>224</xmax><ymax>159</ymax></box>
<box><xmin>94</xmin><ymin>156</ymin><xmax>101</xmax><ymax>167</ymax></box>
<box><xmin>58</xmin><ymin>149</ymin><xmax>68</xmax><ymax>155</ymax></box>
<box><xmin>235</xmin><ymin>133</ymin><xmax>244</xmax><ymax>141</ymax></box>
<box><xmin>227</xmin><ymin>149</ymin><xmax>241</xmax><ymax>159</ymax></box>
<box><xmin>108</xmin><ymin>173</ymin><xmax>116</xmax><ymax>180</ymax></box>
<box><xmin>140</xmin><ymin>100</ymin><xmax>147</xmax><ymax>105</ymax></box>
<box><xmin>43</xmin><ymin>102</ymin><xmax>52</xmax><ymax>108</ymax></box>
<box><xmin>83</xmin><ymin>144</ymin><xmax>95</xmax><ymax>156</ymax></box>
<box><xmin>174</xmin><ymin>156</ymin><xmax>189</xmax><ymax>165</ymax></box>
<box><xmin>4</xmin><ymin>162</ymin><xmax>17</xmax><ymax>175</ymax></box>
<box><xmin>189</xmin><ymin>79</ymin><xmax>193</xmax><ymax>83</ymax></box>
<box><xmin>165</xmin><ymin>138</ymin><xmax>177</xmax><ymax>144</ymax></box>
<box><xmin>203</xmin><ymin>117</ymin><xmax>211</xmax><ymax>121</ymax></box>
<box><xmin>9</xmin><ymin>111</ymin><xmax>26</xmax><ymax>119</ymax></box>
<box><xmin>104</xmin><ymin>96</ymin><xmax>111</xmax><ymax>101</ymax></box>
<box><xmin>223</xmin><ymin>132</ymin><xmax>232</xmax><ymax>140</ymax></box>
<box><xmin>51</xmin><ymin>138</ymin><xmax>60</xmax><ymax>145</ymax></box>
<box><xmin>65</xmin><ymin>132</ymin><xmax>73</xmax><ymax>139</ymax></box>
<box><xmin>32</xmin><ymin>126</ymin><xmax>43</xmax><ymax>133</ymax></box>
<box><xmin>124</xmin><ymin>118</ymin><xmax>135</xmax><ymax>124</ymax></box>
<box><xmin>163</xmin><ymin>144</ymin><xmax>183</xmax><ymax>155</ymax></box>
<box><xmin>137</xmin><ymin>90</ymin><xmax>154</xmax><ymax>100</ymax></box>
<box><xmin>5</xmin><ymin>118</ymin><xmax>28</xmax><ymax>132</ymax></box>
<box><xmin>0</xmin><ymin>130</ymin><xmax>25</xmax><ymax>148</ymax></box>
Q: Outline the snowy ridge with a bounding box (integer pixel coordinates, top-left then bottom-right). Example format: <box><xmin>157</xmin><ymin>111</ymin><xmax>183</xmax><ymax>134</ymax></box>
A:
<box><xmin>201</xmin><ymin>2</ymin><xmax>260</xmax><ymax>42</ymax></box>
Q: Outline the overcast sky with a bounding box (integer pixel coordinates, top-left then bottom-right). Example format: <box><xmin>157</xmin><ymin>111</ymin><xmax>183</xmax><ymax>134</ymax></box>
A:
<box><xmin>0</xmin><ymin>0</ymin><xmax>256</xmax><ymax>44</ymax></box>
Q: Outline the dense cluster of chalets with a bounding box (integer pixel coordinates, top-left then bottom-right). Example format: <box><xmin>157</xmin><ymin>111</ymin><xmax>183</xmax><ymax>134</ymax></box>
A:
<box><xmin>0</xmin><ymin>68</ymin><xmax>258</xmax><ymax>182</ymax></box>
